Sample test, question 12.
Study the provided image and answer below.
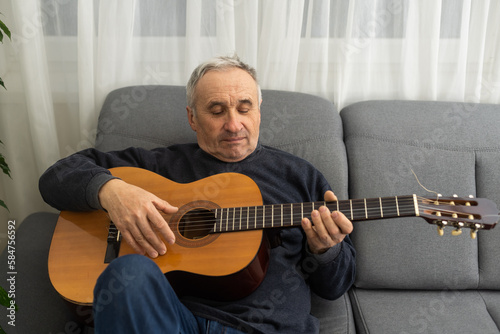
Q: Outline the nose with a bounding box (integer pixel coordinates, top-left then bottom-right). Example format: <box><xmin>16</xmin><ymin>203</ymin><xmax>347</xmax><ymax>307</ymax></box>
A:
<box><xmin>223</xmin><ymin>109</ymin><xmax>243</xmax><ymax>133</ymax></box>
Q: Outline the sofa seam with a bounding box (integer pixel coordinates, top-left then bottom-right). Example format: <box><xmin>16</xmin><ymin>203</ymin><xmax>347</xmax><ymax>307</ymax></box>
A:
<box><xmin>349</xmin><ymin>288</ymin><xmax>370</xmax><ymax>334</ymax></box>
<box><xmin>344</xmin><ymin>133</ymin><xmax>500</xmax><ymax>152</ymax></box>
<box><xmin>476</xmin><ymin>290</ymin><xmax>500</xmax><ymax>332</ymax></box>
<box><xmin>344</xmin><ymin>290</ymin><xmax>354</xmax><ymax>334</ymax></box>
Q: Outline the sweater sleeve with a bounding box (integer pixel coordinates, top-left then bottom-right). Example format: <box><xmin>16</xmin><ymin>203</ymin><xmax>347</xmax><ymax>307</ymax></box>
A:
<box><xmin>303</xmin><ymin>235</ymin><xmax>356</xmax><ymax>300</ymax></box>
<box><xmin>300</xmin><ymin>169</ymin><xmax>356</xmax><ymax>301</ymax></box>
<box><xmin>39</xmin><ymin>147</ymin><xmax>160</xmax><ymax>212</ymax></box>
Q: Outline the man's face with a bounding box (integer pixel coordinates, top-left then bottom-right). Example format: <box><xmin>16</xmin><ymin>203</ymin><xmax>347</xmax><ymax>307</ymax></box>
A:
<box><xmin>187</xmin><ymin>68</ymin><xmax>261</xmax><ymax>162</ymax></box>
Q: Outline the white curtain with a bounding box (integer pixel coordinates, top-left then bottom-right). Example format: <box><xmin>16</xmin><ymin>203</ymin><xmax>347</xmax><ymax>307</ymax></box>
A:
<box><xmin>1</xmin><ymin>0</ymin><xmax>500</xmax><ymax>230</ymax></box>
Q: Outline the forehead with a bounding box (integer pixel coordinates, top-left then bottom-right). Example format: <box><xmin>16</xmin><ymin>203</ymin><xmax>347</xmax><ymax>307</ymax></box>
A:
<box><xmin>195</xmin><ymin>68</ymin><xmax>259</xmax><ymax>103</ymax></box>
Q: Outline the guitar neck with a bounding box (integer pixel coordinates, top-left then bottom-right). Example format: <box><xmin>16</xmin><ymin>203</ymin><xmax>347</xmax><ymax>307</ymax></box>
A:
<box><xmin>213</xmin><ymin>195</ymin><xmax>418</xmax><ymax>233</ymax></box>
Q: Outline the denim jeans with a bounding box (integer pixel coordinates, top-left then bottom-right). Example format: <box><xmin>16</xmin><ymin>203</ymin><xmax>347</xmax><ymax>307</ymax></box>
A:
<box><xmin>93</xmin><ymin>254</ymin><xmax>245</xmax><ymax>334</ymax></box>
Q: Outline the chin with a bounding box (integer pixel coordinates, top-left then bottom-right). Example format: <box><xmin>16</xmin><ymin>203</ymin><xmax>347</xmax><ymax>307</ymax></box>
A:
<box><xmin>218</xmin><ymin>150</ymin><xmax>251</xmax><ymax>162</ymax></box>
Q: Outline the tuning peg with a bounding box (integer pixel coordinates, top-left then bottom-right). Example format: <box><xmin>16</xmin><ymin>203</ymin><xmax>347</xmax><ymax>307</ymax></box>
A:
<box><xmin>437</xmin><ymin>225</ymin><xmax>444</xmax><ymax>236</ymax></box>
<box><xmin>469</xmin><ymin>195</ymin><xmax>474</xmax><ymax>198</ymax></box>
<box><xmin>453</xmin><ymin>194</ymin><xmax>458</xmax><ymax>197</ymax></box>
<box><xmin>436</xmin><ymin>219</ymin><xmax>446</xmax><ymax>236</ymax></box>
<box><xmin>451</xmin><ymin>222</ymin><xmax>464</xmax><ymax>236</ymax></box>
<box><xmin>470</xmin><ymin>229</ymin><xmax>478</xmax><ymax>239</ymax></box>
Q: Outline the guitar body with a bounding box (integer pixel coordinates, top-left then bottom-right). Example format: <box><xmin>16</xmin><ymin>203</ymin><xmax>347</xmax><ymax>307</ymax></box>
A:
<box><xmin>48</xmin><ymin>167</ymin><xmax>269</xmax><ymax>306</ymax></box>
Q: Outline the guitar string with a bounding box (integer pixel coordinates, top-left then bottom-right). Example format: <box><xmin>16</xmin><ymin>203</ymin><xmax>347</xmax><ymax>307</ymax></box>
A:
<box><xmin>170</xmin><ymin>202</ymin><xmax>420</xmax><ymax>233</ymax></box>
<box><xmin>171</xmin><ymin>197</ymin><xmax>477</xmax><ymax>233</ymax></box>
<box><xmin>171</xmin><ymin>209</ymin><xmax>419</xmax><ymax>233</ymax></box>
<box><xmin>167</xmin><ymin>197</ymin><xmax>486</xmax><ymax>233</ymax></box>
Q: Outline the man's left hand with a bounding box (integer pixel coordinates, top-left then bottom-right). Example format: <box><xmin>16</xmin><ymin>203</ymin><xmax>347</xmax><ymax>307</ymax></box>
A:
<box><xmin>301</xmin><ymin>190</ymin><xmax>353</xmax><ymax>254</ymax></box>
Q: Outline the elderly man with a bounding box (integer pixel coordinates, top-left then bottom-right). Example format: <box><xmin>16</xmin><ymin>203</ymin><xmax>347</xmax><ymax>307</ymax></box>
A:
<box><xmin>39</xmin><ymin>55</ymin><xmax>356</xmax><ymax>334</ymax></box>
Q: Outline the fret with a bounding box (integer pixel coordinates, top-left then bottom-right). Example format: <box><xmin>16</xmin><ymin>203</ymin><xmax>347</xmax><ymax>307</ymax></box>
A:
<box><xmin>220</xmin><ymin>208</ymin><xmax>226</xmax><ymax>232</ymax></box>
<box><xmin>246</xmin><ymin>207</ymin><xmax>250</xmax><ymax>230</ymax></box>
<box><xmin>271</xmin><ymin>205</ymin><xmax>274</xmax><ymax>228</ymax></box>
<box><xmin>254</xmin><ymin>206</ymin><xmax>257</xmax><ymax>229</ymax></box>
<box><xmin>349</xmin><ymin>200</ymin><xmax>353</xmax><ymax>220</ymax></box>
<box><xmin>217</xmin><ymin>208</ymin><xmax>222</xmax><ymax>232</ymax></box>
<box><xmin>379</xmin><ymin>197</ymin><xmax>383</xmax><ymax>218</ymax></box>
<box><xmin>396</xmin><ymin>196</ymin><xmax>400</xmax><ymax>216</ymax></box>
<box><xmin>213</xmin><ymin>209</ymin><xmax>219</xmax><ymax>232</ymax></box>
<box><xmin>301</xmin><ymin>203</ymin><xmax>304</xmax><ymax>222</ymax></box>
<box><xmin>280</xmin><ymin>204</ymin><xmax>283</xmax><ymax>227</ymax></box>
<box><xmin>239</xmin><ymin>207</ymin><xmax>243</xmax><ymax>231</ymax></box>
<box><xmin>290</xmin><ymin>203</ymin><xmax>294</xmax><ymax>226</ymax></box>
<box><xmin>364</xmin><ymin>198</ymin><xmax>368</xmax><ymax>219</ymax></box>
<box><xmin>232</xmin><ymin>207</ymin><xmax>236</xmax><ymax>231</ymax></box>
<box><xmin>263</xmin><ymin>206</ymin><xmax>266</xmax><ymax>228</ymax></box>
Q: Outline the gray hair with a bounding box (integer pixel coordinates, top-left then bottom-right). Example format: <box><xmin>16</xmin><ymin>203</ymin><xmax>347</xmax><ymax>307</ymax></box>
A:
<box><xmin>186</xmin><ymin>54</ymin><xmax>262</xmax><ymax>110</ymax></box>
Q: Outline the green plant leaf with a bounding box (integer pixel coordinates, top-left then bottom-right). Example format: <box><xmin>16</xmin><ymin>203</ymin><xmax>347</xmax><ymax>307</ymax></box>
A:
<box><xmin>0</xmin><ymin>153</ymin><xmax>11</xmax><ymax>178</ymax></box>
<box><xmin>0</xmin><ymin>285</ymin><xmax>16</xmax><ymax>311</ymax></box>
<box><xmin>0</xmin><ymin>17</ymin><xmax>11</xmax><ymax>42</ymax></box>
<box><xmin>0</xmin><ymin>199</ymin><xmax>8</xmax><ymax>212</ymax></box>
<box><xmin>0</xmin><ymin>77</ymin><xmax>5</xmax><ymax>89</ymax></box>
<box><xmin>0</xmin><ymin>286</ymin><xmax>10</xmax><ymax>308</ymax></box>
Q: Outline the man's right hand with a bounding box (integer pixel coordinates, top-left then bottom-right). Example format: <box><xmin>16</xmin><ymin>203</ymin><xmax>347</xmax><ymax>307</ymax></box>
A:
<box><xmin>98</xmin><ymin>179</ymin><xmax>178</xmax><ymax>258</ymax></box>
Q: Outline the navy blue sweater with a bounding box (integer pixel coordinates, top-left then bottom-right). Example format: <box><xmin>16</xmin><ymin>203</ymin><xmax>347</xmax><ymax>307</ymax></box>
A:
<box><xmin>39</xmin><ymin>144</ymin><xmax>356</xmax><ymax>333</ymax></box>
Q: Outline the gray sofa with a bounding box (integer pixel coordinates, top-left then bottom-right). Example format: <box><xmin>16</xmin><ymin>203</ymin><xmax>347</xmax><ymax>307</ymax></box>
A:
<box><xmin>1</xmin><ymin>86</ymin><xmax>499</xmax><ymax>334</ymax></box>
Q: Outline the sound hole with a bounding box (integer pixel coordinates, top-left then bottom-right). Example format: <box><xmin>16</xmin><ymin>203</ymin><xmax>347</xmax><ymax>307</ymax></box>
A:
<box><xmin>178</xmin><ymin>208</ymin><xmax>214</xmax><ymax>240</ymax></box>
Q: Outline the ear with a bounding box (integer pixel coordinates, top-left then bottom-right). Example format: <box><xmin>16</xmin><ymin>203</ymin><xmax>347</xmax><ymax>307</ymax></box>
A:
<box><xmin>186</xmin><ymin>106</ymin><xmax>197</xmax><ymax>132</ymax></box>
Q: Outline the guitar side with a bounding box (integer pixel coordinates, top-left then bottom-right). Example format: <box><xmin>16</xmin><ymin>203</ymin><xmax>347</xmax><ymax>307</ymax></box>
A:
<box><xmin>48</xmin><ymin>167</ymin><xmax>268</xmax><ymax>305</ymax></box>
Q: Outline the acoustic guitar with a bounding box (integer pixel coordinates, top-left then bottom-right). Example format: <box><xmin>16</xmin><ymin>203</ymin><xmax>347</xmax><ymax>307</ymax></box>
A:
<box><xmin>48</xmin><ymin>167</ymin><xmax>499</xmax><ymax>306</ymax></box>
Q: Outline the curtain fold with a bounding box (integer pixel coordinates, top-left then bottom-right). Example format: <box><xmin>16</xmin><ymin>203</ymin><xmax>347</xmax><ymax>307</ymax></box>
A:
<box><xmin>1</xmin><ymin>0</ymin><xmax>500</xmax><ymax>229</ymax></box>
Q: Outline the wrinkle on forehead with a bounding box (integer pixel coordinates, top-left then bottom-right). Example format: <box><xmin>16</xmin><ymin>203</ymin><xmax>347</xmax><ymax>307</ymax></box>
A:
<box><xmin>195</xmin><ymin>68</ymin><xmax>259</xmax><ymax>110</ymax></box>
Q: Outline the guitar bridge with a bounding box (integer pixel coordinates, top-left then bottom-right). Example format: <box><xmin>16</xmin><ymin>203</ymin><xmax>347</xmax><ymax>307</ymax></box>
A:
<box><xmin>104</xmin><ymin>222</ymin><xmax>121</xmax><ymax>263</ymax></box>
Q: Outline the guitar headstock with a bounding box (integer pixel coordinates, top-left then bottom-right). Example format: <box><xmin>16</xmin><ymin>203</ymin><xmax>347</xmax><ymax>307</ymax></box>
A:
<box><xmin>417</xmin><ymin>195</ymin><xmax>499</xmax><ymax>238</ymax></box>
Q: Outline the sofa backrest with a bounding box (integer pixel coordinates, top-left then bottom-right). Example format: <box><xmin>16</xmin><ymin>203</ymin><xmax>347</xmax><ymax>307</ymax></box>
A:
<box><xmin>341</xmin><ymin>100</ymin><xmax>500</xmax><ymax>291</ymax></box>
<box><xmin>95</xmin><ymin>85</ymin><xmax>349</xmax><ymax>199</ymax></box>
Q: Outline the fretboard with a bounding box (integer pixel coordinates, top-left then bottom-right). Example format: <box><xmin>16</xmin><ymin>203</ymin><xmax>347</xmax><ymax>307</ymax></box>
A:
<box><xmin>212</xmin><ymin>195</ymin><xmax>418</xmax><ymax>233</ymax></box>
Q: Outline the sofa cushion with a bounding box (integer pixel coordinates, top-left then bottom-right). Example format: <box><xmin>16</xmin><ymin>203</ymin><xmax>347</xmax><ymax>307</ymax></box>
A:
<box><xmin>341</xmin><ymin>101</ymin><xmax>500</xmax><ymax>290</ymax></box>
<box><xmin>350</xmin><ymin>288</ymin><xmax>500</xmax><ymax>334</ymax></box>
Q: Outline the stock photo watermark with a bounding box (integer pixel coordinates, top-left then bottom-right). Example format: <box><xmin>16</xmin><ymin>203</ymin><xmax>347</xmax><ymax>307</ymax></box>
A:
<box><xmin>5</xmin><ymin>219</ymin><xmax>17</xmax><ymax>328</ymax></box>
